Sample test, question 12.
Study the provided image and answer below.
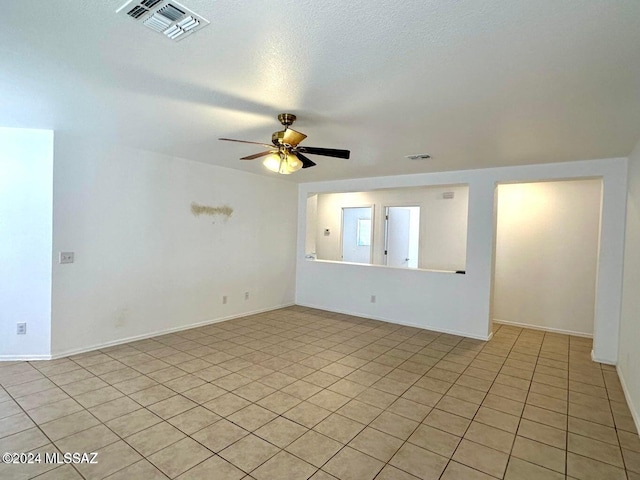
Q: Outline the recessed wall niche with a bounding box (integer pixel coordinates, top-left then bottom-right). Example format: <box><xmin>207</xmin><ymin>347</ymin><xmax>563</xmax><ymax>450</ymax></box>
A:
<box><xmin>305</xmin><ymin>184</ymin><xmax>469</xmax><ymax>272</ymax></box>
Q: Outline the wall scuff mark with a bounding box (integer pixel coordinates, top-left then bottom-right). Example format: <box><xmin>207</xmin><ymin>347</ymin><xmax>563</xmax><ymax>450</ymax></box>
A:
<box><xmin>190</xmin><ymin>202</ymin><xmax>233</xmax><ymax>222</ymax></box>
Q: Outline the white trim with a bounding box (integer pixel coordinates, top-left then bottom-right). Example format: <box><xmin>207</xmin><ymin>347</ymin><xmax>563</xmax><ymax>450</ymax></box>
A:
<box><xmin>617</xmin><ymin>365</ymin><xmax>640</xmax><ymax>435</ymax></box>
<box><xmin>0</xmin><ymin>304</ymin><xmax>294</xmax><ymax>362</ymax></box>
<box><xmin>309</xmin><ymin>259</ymin><xmax>461</xmax><ymax>275</ymax></box>
<box><xmin>591</xmin><ymin>349</ymin><xmax>617</xmax><ymax>366</ymax></box>
<box><xmin>298</xmin><ymin>302</ymin><xmax>493</xmax><ymax>341</ymax></box>
<box><xmin>493</xmin><ymin>318</ymin><xmax>593</xmax><ymax>338</ymax></box>
<box><xmin>51</xmin><ymin>303</ymin><xmax>294</xmax><ymax>359</ymax></box>
<box><xmin>0</xmin><ymin>354</ymin><xmax>52</xmax><ymax>361</ymax></box>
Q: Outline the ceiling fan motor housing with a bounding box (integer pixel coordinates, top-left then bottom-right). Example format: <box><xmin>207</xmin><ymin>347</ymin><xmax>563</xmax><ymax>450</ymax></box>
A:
<box><xmin>277</xmin><ymin>113</ymin><xmax>296</xmax><ymax>127</ymax></box>
<box><xmin>273</xmin><ymin>113</ymin><xmax>298</xmax><ymax>146</ymax></box>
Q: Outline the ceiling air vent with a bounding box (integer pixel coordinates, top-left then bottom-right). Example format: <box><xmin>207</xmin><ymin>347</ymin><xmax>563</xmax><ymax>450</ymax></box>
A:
<box><xmin>143</xmin><ymin>13</ymin><xmax>172</xmax><ymax>32</ymax></box>
<box><xmin>117</xmin><ymin>0</ymin><xmax>209</xmax><ymax>42</ymax></box>
<box><xmin>157</xmin><ymin>4</ymin><xmax>185</xmax><ymax>21</ymax></box>
<box><xmin>442</xmin><ymin>192</ymin><xmax>455</xmax><ymax>200</ymax></box>
<box><xmin>127</xmin><ymin>5</ymin><xmax>148</xmax><ymax>18</ymax></box>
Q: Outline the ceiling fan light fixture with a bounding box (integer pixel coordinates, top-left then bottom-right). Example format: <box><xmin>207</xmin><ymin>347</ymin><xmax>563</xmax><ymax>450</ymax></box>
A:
<box><xmin>263</xmin><ymin>154</ymin><xmax>283</xmax><ymax>173</ymax></box>
<box><xmin>262</xmin><ymin>152</ymin><xmax>303</xmax><ymax>174</ymax></box>
<box><xmin>220</xmin><ymin>113</ymin><xmax>351</xmax><ymax>173</ymax></box>
<box><xmin>285</xmin><ymin>153</ymin><xmax>303</xmax><ymax>173</ymax></box>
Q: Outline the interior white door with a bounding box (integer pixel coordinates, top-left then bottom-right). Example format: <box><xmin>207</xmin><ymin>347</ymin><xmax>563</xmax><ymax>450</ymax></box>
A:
<box><xmin>386</xmin><ymin>207</ymin><xmax>411</xmax><ymax>267</ymax></box>
<box><xmin>341</xmin><ymin>207</ymin><xmax>372</xmax><ymax>263</ymax></box>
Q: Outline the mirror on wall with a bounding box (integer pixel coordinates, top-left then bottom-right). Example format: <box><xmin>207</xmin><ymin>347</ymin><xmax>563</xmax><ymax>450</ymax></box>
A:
<box><xmin>305</xmin><ymin>184</ymin><xmax>469</xmax><ymax>272</ymax></box>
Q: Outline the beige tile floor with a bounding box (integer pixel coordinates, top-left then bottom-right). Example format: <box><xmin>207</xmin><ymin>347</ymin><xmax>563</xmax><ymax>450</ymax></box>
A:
<box><xmin>1</xmin><ymin>306</ymin><xmax>639</xmax><ymax>480</ymax></box>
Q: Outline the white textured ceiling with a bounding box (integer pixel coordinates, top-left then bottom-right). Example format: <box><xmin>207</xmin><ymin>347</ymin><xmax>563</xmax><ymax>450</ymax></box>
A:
<box><xmin>2</xmin><ymin>0</ymin><xmax>640</xmax><ymax>181</ymax></box>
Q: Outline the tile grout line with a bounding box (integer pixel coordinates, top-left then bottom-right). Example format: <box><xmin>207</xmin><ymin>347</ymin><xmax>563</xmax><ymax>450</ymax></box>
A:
<box><xmin>105</xmin><ymin>316</ymin><xmax>438</xmax><ymax>478</ymax></box>
<box><xmin>273</xmin><ymin>326</ymin><xmax>460</xmax><ymax>478</ymax></box>
<box><xmin>440</xmin><ymin>322</ymin><xmax>528</xmax><ymax>480</ymax></box>
<box><xmin>4</xmin><ymin>325</ymin><xmax>503</xmax><ymax>480</ymax></box>
<box><xmin>598</xmin><ymin>344</ymin><xmax>631</xmax><ymax>479</ymax></box>
<box><xmin>35</xmin><ymin>354</ymin><xmax>177</xmax><ymax>480</ymax></box>
<box><xmin>0</xmin><ymin>378</ymin><xmax>88</xmax><ymax>480</ymax></box>
<box><xmin>289</xmin><ymin>326</ymin><xmax>447</xmax><ymax>479</ymax></box>
<box><xmin>1</xmin><ymin>307</ymin><xmax>635</xmax><ymax>480</ymax></box>
<box><xmin>365</xmin><ymin>334</ymin><xmax>470</xmax><ymax>479</ymax></box>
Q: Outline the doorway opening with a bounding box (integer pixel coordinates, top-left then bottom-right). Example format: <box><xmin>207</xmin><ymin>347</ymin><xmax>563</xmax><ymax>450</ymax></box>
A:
<box><xmin>341</xmin><ymin>206</ymin><xmax>373</xmax><ymax>264</ymax></box>
<box><xmin>384</xmin><ymin>206</ymin><xmax>420</xmax><ymax>269</ymax></box>
<box><xmin>491</xmin><ymin>178</ymin><xmax>603</xmax><ymax>337</ymax></box>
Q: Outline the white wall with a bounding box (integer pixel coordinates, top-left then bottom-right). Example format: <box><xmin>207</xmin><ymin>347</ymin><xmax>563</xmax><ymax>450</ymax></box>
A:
<box><xmin>493</xmin><ymin>179</ymin><xmax>602</xmax><ymax>336</ymax></box>
<box><xmin>305</xmin><ymin>194</ymin><xmax>317</xmax><ymax>256</ymax></box>
<box><xmin>311</xmin><ymin>185</ymin><xmax>469</xmax><ymax>271</ymax></box>
<box><xmin>618</xmin><ymin>137</ymin><xmax>640</xmax><ymax>430</ymax></box>
<box><xmin>51</xmin><ymin>133</ymin><xmax>298</xmax><ymax>357</ymax></box>
<box><xmin>0</xmin><ymin>128</ymin><xmax>53</xmax><ymax>359</ymax></box>
<box><xmin>296</xmin><ymin>158</ymin><xmax>627</xmax><ymax>359</ymax></box>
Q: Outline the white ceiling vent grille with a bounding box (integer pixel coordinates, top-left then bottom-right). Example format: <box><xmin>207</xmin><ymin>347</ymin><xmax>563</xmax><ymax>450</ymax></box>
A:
<box><xmin>127</xmin><ymin>5</ymin><xmax>148</xmax><ymax>18</ymax></box>
<box><xmin>117</xmin><ymin>0</ymin><xmax>209</xmax><ymax>42</ymax></box>
<box><xmin>442</xmin><ymin>192</ymin><xmax>455</xmax><ymax>200</ymax></box>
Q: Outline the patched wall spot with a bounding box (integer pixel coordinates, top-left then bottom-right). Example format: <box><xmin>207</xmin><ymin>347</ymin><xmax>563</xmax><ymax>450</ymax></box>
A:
<box><xmin>191</xmin><ymin>202</ymin><xmax>233</xmax><ymax>221</ymax></box>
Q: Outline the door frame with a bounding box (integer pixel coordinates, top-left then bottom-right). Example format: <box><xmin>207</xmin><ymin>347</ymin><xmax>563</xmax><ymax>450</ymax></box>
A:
<box><xmin>340</xmin><ymin>204</ymin><xmax>375</xmax><ymax>264</ymax></box>
<box><xmin>383</xmin><ymin>204</ymin><xmax>421</xmax><ymax>268</ymax></box>
<box><xmin>489</xmin><ymin>178</ymin><xmax>604</xmax><ymax>338</ymax></box>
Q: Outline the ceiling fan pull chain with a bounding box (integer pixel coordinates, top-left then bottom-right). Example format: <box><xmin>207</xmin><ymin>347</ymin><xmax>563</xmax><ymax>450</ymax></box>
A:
<box><xmin>279</xmin><ymin>150</ymin><xmax>286</xmax><ymax>174</ymax></box>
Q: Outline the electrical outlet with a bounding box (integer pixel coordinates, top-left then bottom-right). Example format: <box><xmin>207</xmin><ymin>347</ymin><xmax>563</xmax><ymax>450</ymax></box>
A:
<box><xmin>370</xmin><ymin>295</ymin><xmax>376</xmax><ymax>303</ymax></box>
<box><xmin>244</xmin><ymin>292</ymin><xmax>249</xmax><ymax>300</ymax></box>
<box><xmin>59</xmin><ymin>252</ymin><xmax>74</xmax><ymax>264</ymax></box>
<box><xmin>222</xmin><ymin>295</ymin><xmax>228</xmax><ymax>304</ymax></box>
<box><xmin>16</xmin><ymin>323</ymin><xmax>26</xmax><ymax>335</ymax></box>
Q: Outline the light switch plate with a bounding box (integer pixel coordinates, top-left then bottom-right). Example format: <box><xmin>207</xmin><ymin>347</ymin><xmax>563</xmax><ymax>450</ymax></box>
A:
<box><xmin>17</xmin><ymin>323</ymin><xmax>26</xmax><ymax>335</ymax></box>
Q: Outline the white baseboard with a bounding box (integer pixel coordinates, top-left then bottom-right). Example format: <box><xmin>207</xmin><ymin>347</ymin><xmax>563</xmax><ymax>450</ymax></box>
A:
<box><xmin>51</xmin><ymin>303</ymin><xmax>295</xmax><ymax>359</ymax></box>
<box><xmin>591</xmin><ymin>349</ymin><xmax>617</xmax><ymax>366</ymax></box>
<box><xmin>0</xmin><ymin>354</ymin><xmax>52</xmax><ymax>361</ymax></box>
<box><xmin>616</xmin><ymin>365</ymin><xmax>640</xmax><ymax>435</ymax></box>
<box><xmin>493</xmin><ymin>318</ymin><xmax>593</xmax><ymax>338</ymax></box>
<box><xmin>297</xmin><ymin>302</ymin><xmax>493</xmax><ymax>341</ymax></box>
<box><xmin>0</xmin><ymin>303</ymin><xmax>294</xmax><ymax>362</ymax></box>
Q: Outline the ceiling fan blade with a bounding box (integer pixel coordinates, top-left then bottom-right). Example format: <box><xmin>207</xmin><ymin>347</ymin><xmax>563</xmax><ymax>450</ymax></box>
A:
<box><xmin>241</xmin><ymin>150</ymin><xmax>275</xmax><ymax>160</ymax></box>
<box><xmin>282</xmin><ymin>129</ymin><xmax>307</xmax><ymax>146</ymax></box>
<box><xmin>298</xmin><ymin>146</ymin><xmax>350</xmax><ymax>159</ymax></box>
<box><xmin>219</xmin><ymin>138</ymin><xmax>274</xmax><ymax>148</ymax></box>
<box><xmin>296</xmin><ymin>153</ymin><xmax>316</xmax><ymax>169</ymax></box>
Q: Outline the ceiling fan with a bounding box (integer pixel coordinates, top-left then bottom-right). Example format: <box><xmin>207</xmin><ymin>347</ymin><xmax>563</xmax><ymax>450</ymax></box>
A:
<box><xmin>219</xmin><ymin>113</ymin><xmax>350</xmax><ymax>174</ymax></box>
